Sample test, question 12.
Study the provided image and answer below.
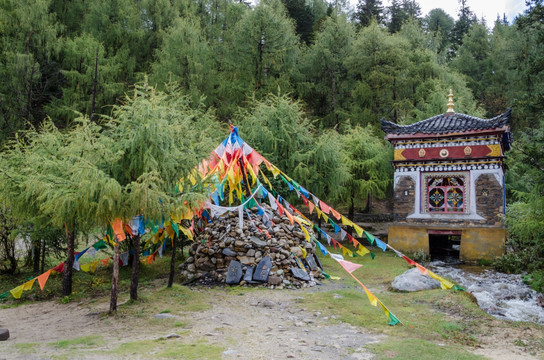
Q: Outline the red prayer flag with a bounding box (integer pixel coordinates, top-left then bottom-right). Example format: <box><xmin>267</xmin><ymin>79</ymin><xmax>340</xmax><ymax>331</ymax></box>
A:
<box><xmin>52</xmin><ymin>262</ymin><xmax>65</xmax><ymax>273</ymax></box>
<box><xmin>402</xmin><ymin>255</ymin><xmax>417</xmax><ymax>266</ymax></box>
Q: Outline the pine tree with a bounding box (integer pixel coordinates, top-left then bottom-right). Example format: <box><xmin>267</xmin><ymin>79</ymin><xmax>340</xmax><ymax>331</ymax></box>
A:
<box><xmin>354</xmin><ymin>0</ymin><xmax>384</xmax><ymax>27</ymax></box>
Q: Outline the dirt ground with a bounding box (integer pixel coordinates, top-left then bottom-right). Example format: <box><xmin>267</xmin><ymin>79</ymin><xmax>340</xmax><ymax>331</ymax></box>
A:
<box><xmin>0</xmin><ymin>281</ymin><xmax>542</xmax><ymax>360</ymax></box>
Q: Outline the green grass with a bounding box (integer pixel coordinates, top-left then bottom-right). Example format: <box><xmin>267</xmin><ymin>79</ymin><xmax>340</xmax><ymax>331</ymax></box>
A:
<box><xmin>367</xmin><ymin>338</ymin><xmax>487</xmax><ymax>359</ymax></box>
<box><xmin>49</xmin><ymin>335</ymin><xmax>104</xmax><ymax>349</ymax></box>
<box><xmin>103</xmin><ymin>338</ymin><xmax>223</xmax><ymax>359</ymax></box>
<box><xmin>13</xmin><ymin>342</ymin><xmax>39</xmax><ymax>354</ymax></box>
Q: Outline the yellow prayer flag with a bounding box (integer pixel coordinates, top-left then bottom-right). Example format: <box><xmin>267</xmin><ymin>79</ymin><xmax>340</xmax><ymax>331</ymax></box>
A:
<box><xmin>10</xmin><ymin>285</ymin><xmax>24</xmax><ymax>299</ymax></box>
<box><xmin>80</xmin><ymin>263</ymin><xmax>91</xmax><ymax>272</ymax></box>
<box><xmin>353</xmin><ymin>224</ymin><xmax>364</xmax><ymax>237</ymax></box>
<box><xmin>364</xmin><ymin>288</ymin><xmax>378</xmax><ymax>306</ymax></box>
<box><xmin>298</xmin><ymin>246</ymin><xmax>307</xmax><ymax>258</ymax></box>
<box><xmin>90</xmin><ymin>261</ymin><xmax>99</xmax><ymax>272</ymax></box>
<box><xmin>22</xmin><ymin>278</ymin><xmax>36</xmax><ymax>291</ymax></box>
<box><xmin>180</xmin><ymin>226</ymin><xmax>194</xmax><ymax>240</ymax></box>
<box><xmin>315</xmin><ymin>207</ymin><xmax>322</xmax><ymax>219</ymax></box>
<box><xmin>322</xmin><ymin>213</ymin><xmax>329</xmax><ymax>223</ymax></box>
<box><xmin>165</xmin><ymin>225</ymin><xmax>175</xmax><ymax>239</ymax></box>
<box><xmin>357</xmin><ymin>244</ymin><xmax>370</xmax><ymax>257</ymax></box>
<box><xmin>341</xmin><ymin>216</ymin><xmax>354</xmax><ymax>228</ymax></box>
<box><xmin>300</xmin><ymin>226</ymin><xmax>311</xmax><ymax>242</ymax></box>
<box><xmin>341</xmin><ymin>246</ymin><xmax>348</xmax><ymax>256</ymax></box>
<box><xmin>428</xmin><ymin>271</ymin><xmax>454</xmax><ymax>289</ymax></box>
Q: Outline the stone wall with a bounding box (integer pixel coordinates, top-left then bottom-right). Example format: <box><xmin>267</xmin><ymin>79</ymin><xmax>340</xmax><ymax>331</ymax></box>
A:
<box><xmin>476</xmin><ymin>174</ymin><xmax>504</xmax><ymax>226</ymax></box>
<box><xmin>393</xmin><ymin>176</ymin><xmax>416</xmax><ymax>221</ymax></box>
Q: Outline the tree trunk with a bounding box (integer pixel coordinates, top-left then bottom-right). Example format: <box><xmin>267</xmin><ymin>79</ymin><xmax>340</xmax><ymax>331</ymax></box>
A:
<box><xmin>130</xmin><ymin>234</ymin><xmax>140</xmax><ymax>300</ymax></box>
<box><xmin>109</xmin><ymin>237</ymin><xmax>120</xmax><ymax>314</ymax></box>
<box><xmin>90</xmin><ymin>46</ymin><xmax>99</xmax><ymax>122</ymax></box>
<box><xmin>347</xmin><ymin>188</ymin><xmax>355</xmax><ymax>236</ymax></box>
<box><xmin>364</xmin><ymin>191</ymin><xmax>373</xmax><ymax>213</ymax></box>
<box><xmin>40</xmin><ymin>237</ymin><xmax>46</xmax><ymax>274</ymax></box>
<box><xmin>32</xmin><ymin>238</ymin><xmax>40</xmax><ymax>273</ymax></box>
<box><xmin>168</xmin><ymin>234</ymin><xmax>178</xmax><ymax>288</ymax></box>
<box><xmin>62</xmin><ymin>225</ymin><xmax>75</xmax><ymax>297</ymax></box>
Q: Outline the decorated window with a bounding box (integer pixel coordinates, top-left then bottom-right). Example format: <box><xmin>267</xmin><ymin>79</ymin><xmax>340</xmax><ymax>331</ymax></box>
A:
<box><xmin>423</xmin><ymin>172</ymin><xmax>468</xmax><ymax>213</ymax></box>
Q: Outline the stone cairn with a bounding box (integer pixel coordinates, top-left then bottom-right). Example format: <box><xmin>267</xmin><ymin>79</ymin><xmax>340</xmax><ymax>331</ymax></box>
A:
<box><xmin>180</xmin><ymin>204</ymin><xmax>324</xmax><ymax>289</ymax></box>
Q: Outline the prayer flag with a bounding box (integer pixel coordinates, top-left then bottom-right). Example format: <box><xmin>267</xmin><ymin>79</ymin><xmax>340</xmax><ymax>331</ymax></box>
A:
<box><xmin>22</xmin><ymin>278</ymin><xmax>36</xmax><ymax>291</ymax></box>
<box><xmin>335</xmin><ymin>258</ymin><xmax>362</xmax><ymax>274</ymax></box>
<box><xmin>37</xmin><ymin>270</ymin><xmax>51</xmax><ymax>290</ymax></box>
<box><xmin>10</xmin><ymin>285</ymin><xmax>24</xmax><ymax>299</ymax></box>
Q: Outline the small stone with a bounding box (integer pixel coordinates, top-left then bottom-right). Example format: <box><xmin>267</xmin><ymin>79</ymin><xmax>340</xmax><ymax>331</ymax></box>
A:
<box><xmin>276</xmin><ymin>269</ymin><xmax>284</xmax><ymax>276</ymax></box>
<box><xmin>154</xmin><ymin>313</ymin><xmax>179</xmax><ymax>319</ymax></box>
<box><xmin>246</xmin><ymin>249</ymin><xmax>256</xmax><ymax>257</ymax></box>
<box><xmin>223</xmin><ymin>350</ymin><xmax>238</xmax><ymax>355</ymax></box>
<box><xmin>268</xmin><ymin>275</ymin><xmax>282</xmax><ymax>286</ymax></box>
<box><xmin>260</xmin><ymin>299</ymin><xmax>275</xmax><ymax>308</ymax></box>
<box><xmin>0</xmin><ymin>329</ymin><xmax>9</xmax><ymax>341</ymax></box>
<box><xmin>166</xmin><ymin>333</ymin><xmax>181</xmax><ymax>339</ymax></box>
<box><xmin>249</xmin><ymin>236</ymin><xmax>267</xmax><ymax>248</ymax></box>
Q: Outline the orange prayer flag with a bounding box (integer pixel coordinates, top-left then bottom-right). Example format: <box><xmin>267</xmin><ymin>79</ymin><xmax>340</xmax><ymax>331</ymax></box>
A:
<box><xmin>308</xmin><ymin>201</ymin><xmax>315</xmax><ymax>214</ymax></box>
<box><xmin>112</xmin><ymin>218</ymin><xmax>126</xmax><ymax>242</ymax></box>
<box><xmin>330</xmin><ymin>208</ymin><xmax>342</xmax><ymax>221</ymax></box>
<box><xmin>285</xmin><ymin>209</ymin><xmax>294</xmax><ymax>225</ymax></box>
<box><xmin>37</xmin><ymin>270</ymin><xmax>51</xmax><ymax>291</ymax></box>
<box><xmin>101</xmin><ymin>258</ymin><xmax>109</xmax><ymax>266</ymax></box>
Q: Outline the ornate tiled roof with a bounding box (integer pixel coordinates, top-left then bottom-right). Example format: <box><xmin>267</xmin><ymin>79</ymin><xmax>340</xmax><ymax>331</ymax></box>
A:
<box><xmin>381</xmin><ymin>108</ymin><xmax>511</xmax><ymax>135</ymax></box>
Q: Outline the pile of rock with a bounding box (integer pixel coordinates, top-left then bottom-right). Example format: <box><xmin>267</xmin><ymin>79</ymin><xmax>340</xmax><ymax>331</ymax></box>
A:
<box><xmin>179</xmin><ymin>205</ymin><xmax>323</xmax><ymax>289</ymax></box>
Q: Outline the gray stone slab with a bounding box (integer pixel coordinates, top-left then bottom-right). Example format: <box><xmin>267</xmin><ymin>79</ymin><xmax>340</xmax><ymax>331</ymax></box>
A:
<box><xmin>290</xmin><ymin>267</ymin><xmax>310</xmax><ymax>281</ymax></box>
<box><xmin>313</xmin><ymin>254</ymin><xmax>323</xmax><ymax>270</ymax></box>
<box><xmin>225</xmin><ymin>260</ymin><xmax>243</xmax><ymax>285</ymax></box>
<box><xmin>305</xmin><ymin>255</ymin><xmax>318</xmax><ymax>271</ymax></box>
<box><xmin>253</xmin><ymin>256</ymin><xmax>272</xmax><ymax>282</ymax></box>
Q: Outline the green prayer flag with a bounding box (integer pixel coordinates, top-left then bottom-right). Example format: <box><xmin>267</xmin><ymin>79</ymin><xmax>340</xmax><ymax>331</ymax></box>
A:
<box><xmin>388</xmin><ymin>313</ymin><xmax>401</xmax><ymax>326</ymax></box>
<box><xmin>107</xmin><ymin>224</ymin><xmax>114</xmax><ymax>242</ymax></box>
<box><xmin>321</xmin><ymin>271</ymin><xmax>331</xmax><ymax>279</ymax></box>
<box><xmin>246</xmin><ymin>197</ymin><xmax>257</xmax><ymax>209</ymax></box>
<box><xmin>370</xmin><ymin>252</ymin><xmax>375</xmax><ymax>260</ymax></box>
<box><xmin>364</xmin><ymin>231</ymin><xmax>375</xmax><ymax>245</ymax></box>
<box><xmin>93</xmin><ymin>240</ymin><xmax>107</xmax><ymax>250</ymax></box>
<box><xmin>171</xmin><ymin>221</ymin><xmax>179</xmax><ymax>237</ymax></box>
<box><xmin>454</xmin><ymin>285</ymin><xmax>465</xmax><ymax>291</ymax></box>
<box><xmin>0</xmin><ymin>291</ymin><xmax>9</xmax><ymax>299</ymax></box>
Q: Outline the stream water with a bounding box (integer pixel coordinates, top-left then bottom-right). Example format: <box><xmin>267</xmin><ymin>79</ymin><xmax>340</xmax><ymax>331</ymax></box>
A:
<box><xmin>430</xmin><ymin>261</ymin><xmax>544</xmax><ymax>325</ymax></box>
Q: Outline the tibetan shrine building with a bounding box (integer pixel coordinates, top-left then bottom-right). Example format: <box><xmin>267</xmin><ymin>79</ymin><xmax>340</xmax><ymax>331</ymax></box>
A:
<box><xmin>381</xmin><ymin>91</ymin><xmax>512</xmax><ymax>261</ymax></box>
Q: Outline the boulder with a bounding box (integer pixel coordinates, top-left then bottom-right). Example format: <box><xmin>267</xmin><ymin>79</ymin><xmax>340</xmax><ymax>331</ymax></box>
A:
<box><xmin>392</xmin><ymin>268</ymin><xmax>440</xmax><ymax>292</ymax></box>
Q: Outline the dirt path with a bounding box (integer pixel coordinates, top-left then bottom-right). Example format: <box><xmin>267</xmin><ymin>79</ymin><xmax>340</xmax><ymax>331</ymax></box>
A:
<box><xmin>1</xmin><ymin>283</ymin><xmax>542</xmax><ymax>360</ymax></box>
<box><xmin>0</xmin><ymin>286</ymin><xmax>381</xmax><ymax>360</ymax></box>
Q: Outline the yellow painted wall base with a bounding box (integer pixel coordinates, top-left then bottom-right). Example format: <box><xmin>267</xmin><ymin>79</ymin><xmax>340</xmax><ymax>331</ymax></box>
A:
<box><xmin>388</xmin><ymin>225</ymin><xmax>506</xmax><ymax>262</ymax></box>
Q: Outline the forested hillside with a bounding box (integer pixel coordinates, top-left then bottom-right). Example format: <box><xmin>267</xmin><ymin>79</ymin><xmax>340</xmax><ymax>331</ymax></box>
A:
<box><xmin>0</xmin><ymin>0</ymin><xmax>543</xmax><ymax>290</ymax></box>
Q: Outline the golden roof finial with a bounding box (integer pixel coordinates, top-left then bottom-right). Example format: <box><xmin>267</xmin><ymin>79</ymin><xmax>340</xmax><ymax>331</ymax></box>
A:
<box><xmin>446</xmin><ymin>89</ymin><xmax>455</xmax><ymax>113</ymax></box>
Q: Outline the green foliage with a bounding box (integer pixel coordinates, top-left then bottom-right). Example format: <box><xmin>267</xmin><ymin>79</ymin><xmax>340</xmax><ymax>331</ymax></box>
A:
<box><xmin>237</xmin><ymin>93</ymin><xmax>348</xmax><ymax>200</ymax></box>
<box><xmin>339</xmin><ymin>125</ymin><xmax>391</xmax><ymax>213</ymax></box>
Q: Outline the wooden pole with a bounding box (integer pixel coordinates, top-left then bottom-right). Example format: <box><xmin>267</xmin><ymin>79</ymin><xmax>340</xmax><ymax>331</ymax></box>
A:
<box><xmin>109</xmin><ymin>236</ymin><xmax>119</xmax><ymax>314</ymax></box>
